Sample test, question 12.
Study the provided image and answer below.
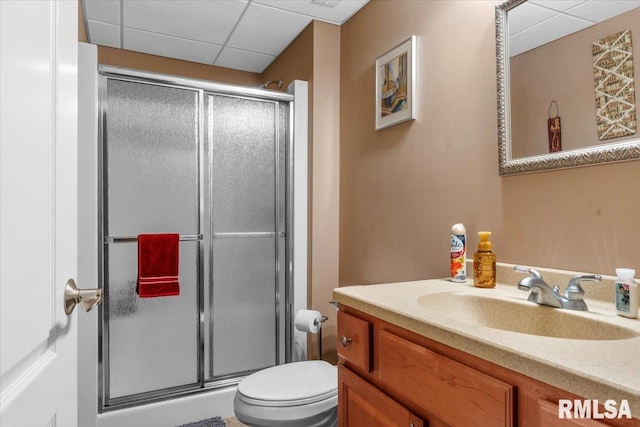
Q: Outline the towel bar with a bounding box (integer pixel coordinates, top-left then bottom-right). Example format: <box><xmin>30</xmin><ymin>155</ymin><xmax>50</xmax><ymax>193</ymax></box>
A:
<box><xmin>104</xmin><ymin>234</ymin><xmax>203</xmax><ymax>244</ymax></box>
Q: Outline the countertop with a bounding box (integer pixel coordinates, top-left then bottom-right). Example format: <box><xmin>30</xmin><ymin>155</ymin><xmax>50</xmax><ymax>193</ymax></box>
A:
<box><xmin>332</xmin><ymin>268</ymin><xmax>640</xmax><ymax>416</ymax></box>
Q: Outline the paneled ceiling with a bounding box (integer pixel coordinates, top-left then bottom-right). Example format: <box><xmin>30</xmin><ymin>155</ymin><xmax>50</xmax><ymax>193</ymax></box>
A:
<box><xmin>509</xmin><ymin>0</ymin><xmax>640</xmax><ymax>56</ymax></box>
<box><xmin>82</xmin><ymin>0</ymin><xmax>368</xmax><ymax>73</ymax></box>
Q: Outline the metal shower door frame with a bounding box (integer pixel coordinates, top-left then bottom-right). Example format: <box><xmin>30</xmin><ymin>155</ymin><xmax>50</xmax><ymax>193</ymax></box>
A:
<box><xmin>97</xmin><ymin>67</ymin><xmax>295</xmax><ymax>411</ymax></box>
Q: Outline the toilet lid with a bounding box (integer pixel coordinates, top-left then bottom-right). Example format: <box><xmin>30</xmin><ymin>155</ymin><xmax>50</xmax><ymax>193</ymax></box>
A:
<box><xmin>237</xmin><ymin>360</ymin><xmax>337</xmax><ymax>406</ymax></box>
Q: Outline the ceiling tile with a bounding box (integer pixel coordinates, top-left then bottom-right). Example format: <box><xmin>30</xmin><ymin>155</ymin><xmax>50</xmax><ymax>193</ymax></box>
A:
<box><xmin>83</xmin><ymin>0</ymin><xmax>120</xmax><ymax>25</ymax></box>
<box><xmin>528</xmin><ymin>1</ymin><xmax>586</xmax><ymax>13</ymax></box>
<box><xmin>509</xmin><ymin>0</ymin><xmax>640</xmax><ymax>57</ymax></box>
<box><xmin>253</xmin><ymin>0</ymin><xmax>368</xmax><ymax>24</ymax></box>
<box><xmin>123</xmin><ymin>0</ymin><xmax>247</xmax><ymax>45</ymax></box>
<box><xmin>510</xmin><ymin>14</ymin><xmax>591</xmax><ymax>56</ymax></box>
<box><xmin>568</xmin><ymin>0</ymin><xmax>640</xmax><ymax>22</ymax></box>
<box><xmin>215</xmin><ymin>47</ymin><xmax>276</xmax><ymax>73</ymax></box>
<box><xmin>226</xmin><ymin>3</ymin><xmax>312</xmax><ymax>56</ymax></box>
<box><xmin>508</xmin><ymin>2</ymin><xmax>557</xmax><ymax>36</ymax></box>
<box><xmin>123</xmin><ymin>28</ymin><xmax>222</xmax><ymax>65</ymax></box>
<box><xmin>87</xmin><ymin>20</ymin><xmax>120</xmax><ymax>48</ymax></box>
<box><xmin>85</xmin><ymin>0</ymin><xmax>369</xmax><ymax>74</ymax></box>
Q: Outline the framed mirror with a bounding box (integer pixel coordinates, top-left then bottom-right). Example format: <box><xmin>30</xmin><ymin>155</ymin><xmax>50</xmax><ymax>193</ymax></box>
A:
<box><xmin>496</xmin><ymin>0</ymin><xmax>640</xmax><ymax>175</ymax></box>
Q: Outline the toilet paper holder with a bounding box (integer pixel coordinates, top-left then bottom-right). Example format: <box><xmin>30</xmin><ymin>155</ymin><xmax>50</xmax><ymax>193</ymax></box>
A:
<box><xmin>316</xmin><ymin>315</ymin><xmax>328</xmax><ymax>360</ymax></box>
<box><xmin>295</xmin><ymin>309</ymin><xmax>329</xmax><ymax>360</ymax></box>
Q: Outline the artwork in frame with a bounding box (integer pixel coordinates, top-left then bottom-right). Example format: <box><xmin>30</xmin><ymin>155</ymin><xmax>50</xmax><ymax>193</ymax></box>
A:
<box><xmin>375</xmin><ymin>35</ymin><xmax>416</xmax><ymax>130</ymax></box>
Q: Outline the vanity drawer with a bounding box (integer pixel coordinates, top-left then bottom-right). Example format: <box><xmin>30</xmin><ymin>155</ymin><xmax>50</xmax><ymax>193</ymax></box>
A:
<box><xmin>337</xmin><ymin>311</ymin><xmax>372</xmax><ymax>373</ymax></box>
<box><xmin>379</xmin><ymin>329</ymin><xmax>514</xmax><ymax>427</ymax></box>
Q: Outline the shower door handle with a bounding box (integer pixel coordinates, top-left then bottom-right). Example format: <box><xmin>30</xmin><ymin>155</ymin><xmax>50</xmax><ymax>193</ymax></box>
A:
<box><xmin>63</xmin><ymin>279</ymin><xmax>103</xmax><ymax>315</ymax></box>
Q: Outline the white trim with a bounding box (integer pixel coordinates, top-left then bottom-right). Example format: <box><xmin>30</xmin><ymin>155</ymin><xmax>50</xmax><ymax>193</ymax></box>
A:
<box><xmin>289</xmin><ymin>80</ymin><xmax>309</xmax><ymax>362</ymax></box>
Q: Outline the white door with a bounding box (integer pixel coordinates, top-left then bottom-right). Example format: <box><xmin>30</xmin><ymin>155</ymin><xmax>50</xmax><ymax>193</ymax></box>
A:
<box><xmin>1</xmin><ymin>1</ymin><xmax>79</xmax><ymax>426</ymax></box>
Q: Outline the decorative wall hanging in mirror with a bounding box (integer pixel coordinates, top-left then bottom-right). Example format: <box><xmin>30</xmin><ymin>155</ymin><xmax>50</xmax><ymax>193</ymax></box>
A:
<box><xmin>593</xmin><ymin>29</ymin><xmax>636</xmax><ymax>141</ymax></box>
<box><xmin>496</xmin><ymin>0</ymin><xmax>640</xmax><ymax>175</ymax></box>
<box><xmin>375</xmin><ymin>35</ymin><xmax>416</xmax><ymax>130</ymax></box>
<box><xmin>547</xmin><ymin>101</ymin><xmax>562</xmax><ymax>153</ymax></box>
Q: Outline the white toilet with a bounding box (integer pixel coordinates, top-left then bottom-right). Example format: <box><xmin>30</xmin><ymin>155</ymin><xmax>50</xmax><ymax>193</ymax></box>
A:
<box><xmin>233</xmin><ymin>360</ymin><xmax>338</xmax><ymax>427</ymax></box>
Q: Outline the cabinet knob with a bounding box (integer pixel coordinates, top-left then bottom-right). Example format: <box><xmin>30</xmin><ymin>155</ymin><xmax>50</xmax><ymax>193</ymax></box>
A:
<box><xmin>340</xmin><ymin>336</ymin><xmax>353</xmax><ymax>347</ymax></box>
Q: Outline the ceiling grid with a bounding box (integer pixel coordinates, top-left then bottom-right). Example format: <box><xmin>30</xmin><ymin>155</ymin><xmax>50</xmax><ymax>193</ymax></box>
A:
<box><xmin>83</xmin><ymin>0</ymin><xmax>368</xmax><ymax>73</ymax></box>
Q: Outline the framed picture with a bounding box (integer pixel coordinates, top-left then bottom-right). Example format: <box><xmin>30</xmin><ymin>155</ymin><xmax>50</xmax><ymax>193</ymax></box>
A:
<box><xmin>375</xmin><ymin>35</ymin><xmax>416</xmax><ymax>130</ymax></box>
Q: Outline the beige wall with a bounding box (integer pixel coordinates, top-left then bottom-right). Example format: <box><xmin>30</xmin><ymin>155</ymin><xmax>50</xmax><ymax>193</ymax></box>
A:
<box><xmin>339</xmin><ymin>0</ymin><xmax>640</xmax><ymax>286</ymax></box>
<box><xmin>310</xmin><ymin>22</ymin><xmax>340</xmax><ymax>362</ymax></box>
<box><xmin>262</xmin><ymin>23</ymin><xmax>314</xmax><ymax>89</ymax></box>
<box><xmin>78</xmin><ymin>0</ymin><xmax>87</xmax><ymax>43</ymax></box>
<box><xmin>263</xmin><ymin>22</ymin><xmax>341</xmax><ymax>362</ymax></box>
<box><xmin>97</xmin><ymin>46</ymin><xmax>262</xmax><ymax>86</ymax></box>
<box><xmin>511</xmin><ymin>8</ymin><xmax>640</xmax><ymax>157</ymax></box>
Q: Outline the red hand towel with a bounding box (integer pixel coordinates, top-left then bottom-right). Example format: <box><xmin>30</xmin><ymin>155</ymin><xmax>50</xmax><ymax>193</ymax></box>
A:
<box><xmin>137</xmin><ymin>233</ymin><xmax>180</xmax><ymax>298</ymax></box>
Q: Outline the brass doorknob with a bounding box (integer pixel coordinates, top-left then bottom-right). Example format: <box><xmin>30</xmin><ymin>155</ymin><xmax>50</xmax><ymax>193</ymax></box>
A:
<box><xmin>63</xmin><ymin>279</ymin><xmax>103</xmax><ymax>315</ymax></box>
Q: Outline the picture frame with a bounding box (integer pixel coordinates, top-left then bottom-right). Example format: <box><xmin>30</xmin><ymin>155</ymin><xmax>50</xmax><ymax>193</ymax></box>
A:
<box><xmin>375</xmin><ymin>35</ymin><xmax>416</xmax><ymax>131</ymax></box>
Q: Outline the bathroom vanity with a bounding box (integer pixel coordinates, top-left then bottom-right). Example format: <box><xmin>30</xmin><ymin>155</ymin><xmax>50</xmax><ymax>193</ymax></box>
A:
<box><xmin>333</xmin><ymin>271</ymin><xmax>640</xmax><ymax>426</ymax></box>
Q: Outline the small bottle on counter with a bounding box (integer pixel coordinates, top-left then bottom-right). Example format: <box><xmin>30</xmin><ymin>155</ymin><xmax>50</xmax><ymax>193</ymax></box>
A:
<box><xmin>473</xmin><ymin>231</ymin><xmax>496</xmax><ymax>288</ymax></box>
<box><xmin>450</xmin><ymin>223</ymin><xmax>466</xmax><ymax>283</ymax></box>
<box><xmin>615</xmin><ymin>268</ymin><xmax>638</xmax><ymax>319</ymax></box>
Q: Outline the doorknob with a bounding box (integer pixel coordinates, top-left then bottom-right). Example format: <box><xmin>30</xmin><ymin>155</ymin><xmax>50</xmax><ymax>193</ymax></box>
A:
<box><xmin>63</xmin><ymin>279</ymin><xmax>103</xmax><ymax>315</ymax></box>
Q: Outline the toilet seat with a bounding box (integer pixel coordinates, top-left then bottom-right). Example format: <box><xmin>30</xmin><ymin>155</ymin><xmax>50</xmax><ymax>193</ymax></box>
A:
<box><xmin>234</xmin><ymin>361</ymin><xmax>338</xmax><ymax>427</ymax></box>
<box><xmin>237</xmin><ymin>360</ymin><xmax>337</xmax><ymax>406</ymax></box>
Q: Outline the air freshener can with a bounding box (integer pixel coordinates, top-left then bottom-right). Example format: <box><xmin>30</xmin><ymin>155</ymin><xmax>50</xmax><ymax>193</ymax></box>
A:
<box><xmin>450</xmin><ymin>223</ymin><xmax>466</xmax><ymax>282</ymax></box>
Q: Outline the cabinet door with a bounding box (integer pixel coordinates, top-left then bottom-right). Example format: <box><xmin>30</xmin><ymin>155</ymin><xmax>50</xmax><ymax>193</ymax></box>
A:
<box><xmin>339</xmin><ymin>365</ymin><xmax>423</xmax><ymax>427</ymax></box>
<box><xmin>538</xmin><ymin>400</ymin><xmax>611</xmax><ymax>427</ymax></box>
<box><xmin>379</xmin><ymin>329</ymin><xmax>514</xmax><ymax>427</ymax></box>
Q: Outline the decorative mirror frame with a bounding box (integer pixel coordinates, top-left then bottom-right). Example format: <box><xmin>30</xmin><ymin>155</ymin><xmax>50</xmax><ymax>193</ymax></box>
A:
<box><xmin>496</xmin><ymin>0</ymin><xmax>640</xmax><ymax>176</ymax></box>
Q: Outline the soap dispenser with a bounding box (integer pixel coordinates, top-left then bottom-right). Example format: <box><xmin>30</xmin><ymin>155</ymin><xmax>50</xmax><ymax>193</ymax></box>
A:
<box><xmin>473</xmin><ymin>231</ymin><xmax>496</xmax><ymax>288</ymax></box>
<box><xmin>615</xmin><ymin>268</ymin><xmax>638</xmax><ymax>319</ymax></box>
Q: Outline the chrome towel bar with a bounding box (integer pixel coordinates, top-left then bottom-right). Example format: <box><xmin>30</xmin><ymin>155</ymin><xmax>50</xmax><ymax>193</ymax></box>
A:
<box><xmin>104</xmin><ymin>234</ymin><xmax>203</xmax><ymax>244</ymax></box>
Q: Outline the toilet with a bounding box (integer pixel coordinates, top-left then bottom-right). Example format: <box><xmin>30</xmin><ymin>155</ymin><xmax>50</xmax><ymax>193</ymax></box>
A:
<box><xmin>233</xmin><ymin>360</ymin><xmax>338</xmax><ymax>427</ymax></box>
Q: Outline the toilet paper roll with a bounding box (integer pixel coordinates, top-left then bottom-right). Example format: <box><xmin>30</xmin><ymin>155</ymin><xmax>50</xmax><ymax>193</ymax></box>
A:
<box><xmin>294</xmin><ymin>309</ymin><xmax>322</xmax><ymax>334</ymax></box>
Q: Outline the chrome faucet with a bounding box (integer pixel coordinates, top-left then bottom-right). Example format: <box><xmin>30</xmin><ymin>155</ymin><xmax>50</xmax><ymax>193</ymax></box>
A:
<box><xmin>514</xmin><ymin>266</ymin><xmax>601</xmax><ymax>311</ymax></box>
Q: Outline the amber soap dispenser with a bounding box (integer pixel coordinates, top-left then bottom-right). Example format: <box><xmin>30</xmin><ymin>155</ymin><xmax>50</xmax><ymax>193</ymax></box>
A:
<box><xmin>473</xmin><ymin>231</ymin><xmax>496</xmax><ymax>288</ymax></box>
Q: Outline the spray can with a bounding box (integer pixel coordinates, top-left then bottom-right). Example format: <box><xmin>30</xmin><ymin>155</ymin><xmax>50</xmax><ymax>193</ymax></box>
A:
<box><xmin>450</xmin><ymin>223</ymin><xmax>466</xmax><ymax>282</ymax></box>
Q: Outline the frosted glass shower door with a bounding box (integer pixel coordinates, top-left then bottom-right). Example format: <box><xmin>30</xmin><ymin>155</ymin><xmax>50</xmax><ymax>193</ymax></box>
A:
<box><xmin>102</xmin><ymin>78</ymin><xmax>201</xmax><ymax>403</ymax></box>
<box><xmin>206</xmin><ymin>94</ymin><xmax>287</xmax><ymax>377</ymax></box>
<box><xmin>98</xmin><ymin>70</ymin><xmax>297</xmax><ymax>411</ymax></box>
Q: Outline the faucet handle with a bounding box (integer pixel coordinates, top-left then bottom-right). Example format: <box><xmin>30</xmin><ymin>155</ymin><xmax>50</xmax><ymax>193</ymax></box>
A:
<box><xmin>565</xmin><ymin>274</ymin><xmax>602</xmax><ymax>300</ymax></box>
<box><xmin>514</xmin><ymin>265</ymin><xmax>543</xmax><ymax>279</ymax></box>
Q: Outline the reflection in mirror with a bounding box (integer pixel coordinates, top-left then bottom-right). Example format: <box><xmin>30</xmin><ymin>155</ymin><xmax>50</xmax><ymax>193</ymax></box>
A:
<box><xmin>496</xmin><ymin>0</ymin><xmax>640</xmax><ymax>175</ymax></box>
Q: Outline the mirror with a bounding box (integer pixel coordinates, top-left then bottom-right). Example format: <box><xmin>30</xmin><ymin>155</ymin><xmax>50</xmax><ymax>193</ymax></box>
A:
<box><xmin>496</xmin><ymin>0</ymin><xmax>640</xmax><ymax>175</ymax></box>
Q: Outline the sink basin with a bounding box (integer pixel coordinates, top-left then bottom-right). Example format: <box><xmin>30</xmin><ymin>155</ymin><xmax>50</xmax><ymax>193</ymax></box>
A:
<box><xmin>417</xmin><ymin>292</ymin><xmax>639</xmax><ymax>341</ymax></box>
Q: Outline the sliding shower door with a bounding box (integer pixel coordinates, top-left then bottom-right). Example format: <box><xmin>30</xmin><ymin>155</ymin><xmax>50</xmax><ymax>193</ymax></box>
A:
<box><xmin>99</xmin><ymin>72</ymin><xmax>292</xmax><ymax>411</ymax></box>
<box><xmin>101</xmin><ymin>79</ymin><xmax>202</xmax><ymax>405</ymax></box>
<box><xmin>204</xmin><ymin>95</ymin><xmax>288</xmax><ymax>379</ymax></box>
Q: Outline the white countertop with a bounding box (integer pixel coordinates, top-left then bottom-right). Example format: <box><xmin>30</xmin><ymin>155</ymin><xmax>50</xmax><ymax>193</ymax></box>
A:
<box><xmin>333</xmin><ymin>278</ymin><xmax>640</xmax><ymax>416</ymax></box>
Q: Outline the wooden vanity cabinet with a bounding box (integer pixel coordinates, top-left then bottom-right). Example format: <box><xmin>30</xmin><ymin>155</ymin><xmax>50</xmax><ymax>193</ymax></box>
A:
<box><xmin>337</xmin><ymin>305</ymin><xmax>640</xmax><ymax>427</ymax></box>
<box><xmin>339</xmin><ymin>365</ymin><xmax>424</xmax><ymax>427</ymax></box>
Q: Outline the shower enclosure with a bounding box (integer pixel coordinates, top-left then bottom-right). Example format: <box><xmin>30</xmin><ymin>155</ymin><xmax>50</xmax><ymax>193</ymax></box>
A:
<box><xmin>97</xmin><ymin>68</ymin><xmax>304</xmax><ymax>411</ymax></box>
